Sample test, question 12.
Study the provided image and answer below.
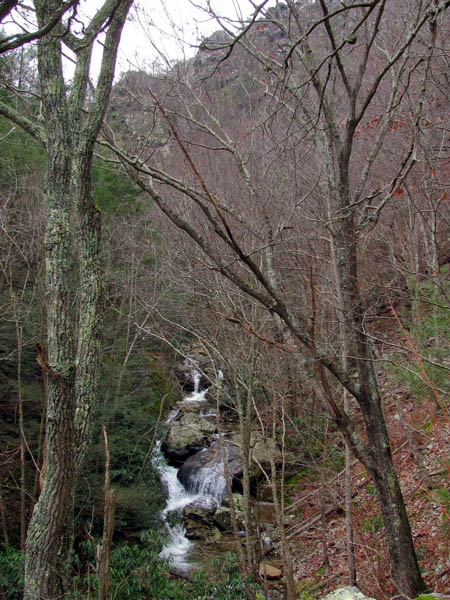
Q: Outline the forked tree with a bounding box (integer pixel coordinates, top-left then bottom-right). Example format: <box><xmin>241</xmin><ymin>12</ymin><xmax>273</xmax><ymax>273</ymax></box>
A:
<box><xmin>0</xmin><ymin>1</ymin><xmax>133</xmax><ymax>598</ymax></box>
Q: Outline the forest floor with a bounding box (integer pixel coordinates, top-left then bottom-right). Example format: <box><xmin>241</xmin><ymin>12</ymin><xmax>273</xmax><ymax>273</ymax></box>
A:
<box><xmin>287</xmin><ymin>389</ymin><xmax>450</xmax><ymax>600</ymax></box>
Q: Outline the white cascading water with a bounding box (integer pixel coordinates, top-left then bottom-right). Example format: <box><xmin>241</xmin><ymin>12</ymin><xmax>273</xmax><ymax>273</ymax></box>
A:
<box><xmin>153</xmin><ymin>442</ymin><xmax>199</xmax><ymax>571</ymax></box>
<box><xmin>184</xmin><ymin>369</ymin><xmax>209</xmax><ymax>402</ymax></box>
<box><xmin>154</xmin><ymin>369</ymin><xmax>228</xmax><ymax>572</ymax></box>
<box><xmin>185</xmin><ymin>462</ymin><xmax>227</xmax><ymax>502</ymax></box>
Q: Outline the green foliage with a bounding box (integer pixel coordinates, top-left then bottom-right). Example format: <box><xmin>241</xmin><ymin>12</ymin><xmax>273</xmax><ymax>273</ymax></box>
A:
<box><xmin>70</xmin><ymin>541</ymin><xmax>258</xmax><ymax>600</ymax></box>
<box><xmin>390</xmin><ymin>268</ymin><xmax>449</xmax><ymax>406</ymax></box>
<box><xmin>360</xmin><ymin>513</ymin><xmax>384</xmax><ymax>533</ymax></box>
<box><xmin>114</xmin><ymin>483</ymin><xmax>164</xmax><ymax>531</ymax></box>
<box><xmin>295</xmin><ymin>576</ymin><xmax>320</xmax><ymax>600</ymax></box>
<box><xmin>298</xmin><ymin>592</ymin><xmax>319</xmax><ymax>600</ymax></box>
<box><xmin>434</xmin><ymin>486</ymin><xmax>450</xmax><ymax>534</ymax></box>
<box><xmin>0</xmin><ymin>549</ymin><xmax>24</xmax><ymax>600</ymax></box>
<box><xmin>75</xmin><ymin>333</ymin><xmax>180</xmax><ymax>535</ymax></box>
<box><xmin>285</xmin><ymin>468</ymin><xmax>318</xmax><ymax>490</ymax></box>
<box><xmin>0</xmin><ymin>114</ymin><xmax>44</xmax><ymax>189</ymax></box>
<box><xmin>92</xmin><ymin>158</ymin><xmax>141</xmax><ymax>215</ymax></box>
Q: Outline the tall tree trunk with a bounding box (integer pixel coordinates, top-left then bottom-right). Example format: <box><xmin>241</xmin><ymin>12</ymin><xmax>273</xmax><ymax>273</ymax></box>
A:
<box><xmin>24</xmin><ymin>4</ymin><xmax>75</xmax><ymax>594</ymax></box>
<box><xmin>268</xmin><ymin>410</ymin><xmax>296</xmax><ymax>600</ymax></box>
<box><xmin>329</xmin><ymin>195</ymin><xmax>357</xmax><ymax>585</ymax></box>
<box><xmin>24</xmin><ymin>195</ymin><xmax>75</xmax><ymax>598</ymax></box>
<box><xmin>334</xmin><ymin>208</ymin><xmax>425</xmax><ymax>597</ymax></box>
<box><xmin>16</xmin><ymin>325</ymin><xmax>26</xmax><ymax>549</ymax></box>
<box><xmin>97</xmin><ymin>428</ymin><xmax>116</xmax><ymax>600</ymax></box>
<box><xmin>344</xmin><ymin>388</ymin><xmax>356</xmax><ymax>586</ymax></box>
<box><xmin>365</xmin><ymin>412</ymin><xmax>424</xmax><ymax>597</ymax></box>
<box><xmin>23</xmin><ymin>2</ymin><xmax>133</xmax><ymax>597</ymax></box>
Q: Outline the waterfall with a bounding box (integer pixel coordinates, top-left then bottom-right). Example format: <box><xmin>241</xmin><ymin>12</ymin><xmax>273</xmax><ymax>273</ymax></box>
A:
<box><xmin>155</xmin><ymin>367</ymin><xmax>228</xmax><ymax>572</ymax></box>
<box><xmin>184</xmin><ymin>369</ymin><xmax>209</xmax><ymax>402</ymax></box>
<box><xmin>153</xmin><ymin>442</ymin><xmax>199</xmax><ymax>571</ymax></box>
<box><xmin>193</xmin><ymin>370</ymin><xmax>201</xmax><ymax>394</ymax></box>
<box><xmin>184</xmin><ymin>463</ymin><xmax>227</xmax><ymax>502</ymax></box>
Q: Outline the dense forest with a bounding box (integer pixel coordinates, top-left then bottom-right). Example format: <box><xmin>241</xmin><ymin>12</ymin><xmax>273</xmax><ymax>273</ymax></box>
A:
<box><xmin>0</xmin><ymin>1</ymin><xmax>449</xmax><ymax>599</ymax></box>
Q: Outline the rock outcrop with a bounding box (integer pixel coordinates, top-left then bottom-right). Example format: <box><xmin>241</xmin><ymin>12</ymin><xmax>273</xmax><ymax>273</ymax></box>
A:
<box><xmin>162</xmin><ymin>411</ymin><xmax>216</xmax><ymax>462</ymax></box>
<box><xmin>182</xmin><ymin>496</ymin><xmax>219</xmax><ymax>540</ymax></box>
<box><xmin>322</xmin><ymin>587</ymin><xmax>375</xmax><ymax>600</ymax></box>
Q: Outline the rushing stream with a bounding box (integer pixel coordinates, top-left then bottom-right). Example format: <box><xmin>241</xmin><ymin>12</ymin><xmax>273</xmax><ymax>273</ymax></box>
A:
<box><xmin>153</xmin><ymin>369</ymin><xmax>226</xmax><ymax>572</ymax></box>
<box><xmin>153</xmin><ymin>444</ymin><xmax>198</xmax><ymax>571</ymax></box>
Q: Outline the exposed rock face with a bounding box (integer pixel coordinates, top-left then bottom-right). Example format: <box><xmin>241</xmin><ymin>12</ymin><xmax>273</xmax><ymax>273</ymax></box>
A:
<box><xmin>172</xmin><ymin>352</ymin><xmax>216</xmax><ymax>393</ymax></box>
<box><xmin>322</xmin><ymin>587</ymin><xmax>375</xmax><ymax>600</ymax></box>
<box><xmin>160</xmin><ymin>354</ymin><xmax>282</xmax><ymax>553</ymax></box>
<box><xmin>162</xmin><ymin>411</ymin><xmax>216</xmax><ymax>462</ymax></box>
<box><xmin>184</xmin><ymin>518</ymin><xmax>221</xmax><ymax>541</ymax></box>
<box><xmin>231</xmin><ymin>430</ymin><xmax>281</xmax><ymax>468</ymax></box>
<box><xmin>182</xmin><ymin>496</ymin><xmax>219</xmax><ymax>540</ymax></box>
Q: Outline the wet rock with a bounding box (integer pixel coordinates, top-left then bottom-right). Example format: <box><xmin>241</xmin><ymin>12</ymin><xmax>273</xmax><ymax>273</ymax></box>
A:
<box><xmin>182</xmin><ymin>496</ymin><xmax>220</xmax><ymax>540</ymax></box>
<box><xmin>177</xmin><ymin>441</ymin><xmax>242</xmax><ymax>494</ymax></box>
<box><xmin>182</xmin><ymin>496</ymin><xmax>218</xmax><ymax>521</ymax></box>
<box><xmin>180</xmin><ymin>399</ymin><xmax>212</xmax><ymax>413</ymax></box>
<box><xmin>173</xmin><ymin>359</ymin><xmax>204</xmax><ymax>392</ymax></box>
<box><xmin>184</xmin><ymin>517</ymin><xmax>216</xmax><ymax>540</ymax></box>
<box><xmin>173</xmin><ymin>352</ymin><xmax>216</xmax><ymax>393</ymax></box>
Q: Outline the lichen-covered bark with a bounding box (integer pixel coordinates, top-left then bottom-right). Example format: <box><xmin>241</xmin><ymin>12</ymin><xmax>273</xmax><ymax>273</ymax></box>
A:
<box><xmin>24</xmin><ymin>6</ymin><xmax>75</xmax><ymax>595</ymax></box>
<box><xmin>23</xmin><ymin>2</ymin><xmax>134</xmax><ymax>598</ymax></box>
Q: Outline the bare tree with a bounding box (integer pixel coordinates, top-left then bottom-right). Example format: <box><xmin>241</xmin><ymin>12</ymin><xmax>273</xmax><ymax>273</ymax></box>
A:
<box><xmin>101</xmin><ymin>1</ymin><xmax>450</xmax><ymax>595</ymax></box>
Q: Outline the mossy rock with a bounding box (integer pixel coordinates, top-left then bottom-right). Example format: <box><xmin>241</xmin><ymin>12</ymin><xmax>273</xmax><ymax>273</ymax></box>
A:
<box><xmin>213</xmin><ymin>506</ymin><xmax>244</xmax><ymax>532</ymax></box>
<box><xmin>322</xmin><ymin>587</ymin><xmax>375</xmax><ymax>600</ymax></box>
<box><xmin>163</xmin><ymin>411</ymin><xmax>216</xmax><ymax>458</ymax></box>
<box><xmin>222</xmin><ymin>493</ymin><xmax>245</xmax><ymax>512</ymax></box>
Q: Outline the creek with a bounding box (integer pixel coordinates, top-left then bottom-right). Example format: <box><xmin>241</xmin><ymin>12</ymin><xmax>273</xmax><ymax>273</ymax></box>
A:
<box><xmin>153</xmin><ymin>370</ymin><xmax>227</xmax><ymax>573</ymax></box>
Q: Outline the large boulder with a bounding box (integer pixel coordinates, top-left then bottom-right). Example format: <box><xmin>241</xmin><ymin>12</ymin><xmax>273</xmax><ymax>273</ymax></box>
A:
<box><xmin>230</xmin><ymin>430</ymin><xmax>281</xmax><ymax>476</ymax></box>
<box><xmin>322</xmin><ymin>588</ymin><xmax>375</xmax><ymax>600</ymax></box>
<box><xmin>184</xmin><ymin>517</ymin><xmax>221</xmax><ymax>541</ymax></box>
<box><xmin>259</xmin><ymin>562</ymin><xmax>282</xmax><ymax>579</ymax></box>
<box><xmin>250</xmin><ymin>431</ymin><xmax>280</xmax><ymax>465</ymax></box>
<box><xmin>182</xmin><ymin>496</ymin><xmax>218</xmax><ymax>521</ymax></box>
<box><xmin>182</xmin><ymin>496</ymin><xmax>219</xmax><ymax>540</ymax></box>
<box><xmin>213</xmin><ymin>505</ymin><xmax>244</xmax><ymax>532</ymax></box>
<box><xmin>177</xmin><ymin>441</ymin><xmax>242</xmax><ymax>498</ymax></box>
<box><xmin>162</xmin><ymin>412</ymin><xmax>216</xmax><ymax>462</ymax></box>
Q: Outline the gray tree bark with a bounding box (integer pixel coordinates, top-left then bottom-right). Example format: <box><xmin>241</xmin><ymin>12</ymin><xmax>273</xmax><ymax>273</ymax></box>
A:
<box><xmin>0</xmin><ymin>2</ymin><xmax>133</xmax><ymax>598</ymax></box>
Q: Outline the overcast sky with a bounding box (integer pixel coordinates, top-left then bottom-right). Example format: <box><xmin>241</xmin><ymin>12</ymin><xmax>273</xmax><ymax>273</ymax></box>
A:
<box><xmin>3</xmin><ymin>0</ymin><xmax>276</xmax><ymax>79</ymax></box>
<box><xmin>81</xmin><ymin>0</ymin><xmax>276</xmax><ymax>78</ymax></box>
